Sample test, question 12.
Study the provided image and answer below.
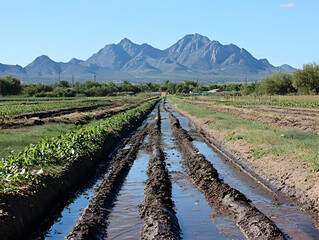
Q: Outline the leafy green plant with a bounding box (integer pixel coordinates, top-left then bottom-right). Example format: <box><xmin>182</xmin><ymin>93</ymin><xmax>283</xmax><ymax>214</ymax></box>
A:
<box><xmin>0</xmin><ymin>101</ymin><xmax>112</xmax><ymax>116</ymax></box>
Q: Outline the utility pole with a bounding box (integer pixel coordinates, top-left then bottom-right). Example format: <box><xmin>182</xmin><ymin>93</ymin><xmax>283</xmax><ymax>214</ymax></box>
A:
<box><xmin>59</xmin><ymin>74</ymin><xmax>61</xmax><ymax>83</ymax></box>
<box><xmin>94</xmin><ymin>74</ymin><xmax>96</xmax><ymax>81</ymax></box>
<box><xmin>245</xmin><ymin>76</ymin><xmax>248</xmax><ymax>86</ymax></box>
<box><xmin>196</xmin><ymin>76</ymin><xmax>199</xmax><ymax>93</ymax></box>
<box><xmin>72</xmin><ymin>75</ymin><xmax>75</xmax><ymax>87</ymax></box>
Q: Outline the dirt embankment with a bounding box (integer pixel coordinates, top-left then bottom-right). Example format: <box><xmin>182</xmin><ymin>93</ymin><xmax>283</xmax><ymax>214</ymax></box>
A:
<box><xmin>168</xmin><ymin>111</ymin><xmax>286</xmax><ymax>239</ymax></box>
<box><xmin>67</xmin><ymin>122</ymin><xmax>149</xmax><ymax>239</ymax></box>
<box><xmin>140</xmin><ymin>106</ymin><xmax>181</xmax><ymax>240</ymax></box>
<box><xmin>0</xmin><ymin>99</ymin><xmax>159</xmax><ymax>240</ymax></box>
<box><xmin>184</xmin><ymin>100</ymin><xmax>319</xmax><ymax>135</ymax></box>
<box><xmin>170</xmin><ymin>100</ymin><xmax>319</xmax><ymax>227</ymax></box>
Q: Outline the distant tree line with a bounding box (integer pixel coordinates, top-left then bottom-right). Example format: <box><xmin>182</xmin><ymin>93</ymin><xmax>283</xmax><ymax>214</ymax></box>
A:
<box><xmin>0</xmin><ymin>63</ymin><xmax>319</xmax><ymax>97</ymax></box>
<box><xmin>241</xmin><ymin>63</ymin><xmax>319</xmax><ymax>96</ymax></box>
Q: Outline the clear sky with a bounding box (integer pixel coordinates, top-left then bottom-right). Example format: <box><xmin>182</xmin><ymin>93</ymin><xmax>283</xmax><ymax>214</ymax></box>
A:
<box><xmin>1</xmin><ymin>0</ymin><xmax>318</xmax><ymax>69</ymax></box>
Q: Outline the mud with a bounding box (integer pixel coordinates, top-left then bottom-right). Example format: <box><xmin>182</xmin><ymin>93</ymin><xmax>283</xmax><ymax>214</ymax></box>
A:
<box><xmin>168</xmin><ymin>111</ymin><xmax>287</xmax><ymax>239</ymax></box>
<box><xmin>0</xmin><ymin>99</ymin><xmax>159</xmax><ymax>240</ymax></box>
<box><xmin>173</xmin><ymin>99</ymin><xmax>319</xmax><ymax>217</ymax></box>
<box><xmin>160</xmin><ymin>103</ymin><xmax>245</xmax><ymax>239</ymax></box>
<box><xmin>66</xmin><ymin>123</ymin><xmax>149</xmax><ymax>239</ymax></box>
<box><xmin>140</xmin><ymin>106</ymin><xmax>181</xmax><ymax>240</ymax></box>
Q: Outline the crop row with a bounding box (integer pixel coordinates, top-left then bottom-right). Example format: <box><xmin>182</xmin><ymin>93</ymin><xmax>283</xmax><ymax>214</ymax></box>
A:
<box><xmin>0</xmin><ymin>101</ymin><xmax>113</xmax><ymax>116</ymax></box>
<box><xmin>0</xmin><ymin>97</ymin><xmax>112</xmax><ymax>103</ymax></box>
<box><xmin>223</xmin><ymin>101</ymin><xmax>319</xmax><ymax>108</ymax></box>
<box><xmin>0</xmin><ymin>98</ymin><xmax>158</xmax><ymax>193</ymax></box>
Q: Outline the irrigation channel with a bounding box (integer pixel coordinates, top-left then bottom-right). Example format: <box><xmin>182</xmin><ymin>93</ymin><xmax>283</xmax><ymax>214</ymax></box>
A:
<box><xmin>32</xmin><ymin>99</ymin><xmax>319</xmax><ymax>239</ymax></box>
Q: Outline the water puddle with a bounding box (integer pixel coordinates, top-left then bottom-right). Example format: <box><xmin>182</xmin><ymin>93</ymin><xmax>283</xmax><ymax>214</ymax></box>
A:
<box><xmin>104</xmin><ymin>106</ymin><xmax>157</xmax><ymax>239</ymax></box>
<box><xmin>192</xmin><ymin>139</ymin><xmax>319</xmax><ymax>239</ymax></box>
<box><xmin>105</xmin><ymin>150</ymin><xmax>150</xmax><ymax>239</ymax></box>
<box><xmin>168</xmin><ymin>102</ymin><xmax>319</xmax><ymax>239</ymax></box>
<box><xmin>35</xmin><ymin>163</ymin><xmax>110</xmax><ymax>239</ymax></box>
<box><xmin>161</xmin><ymin>105</ymin><xmax>244</xmax><ymax>239</ymax></box>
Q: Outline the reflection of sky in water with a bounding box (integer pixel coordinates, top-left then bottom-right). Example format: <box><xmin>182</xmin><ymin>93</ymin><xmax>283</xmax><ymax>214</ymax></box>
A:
<box><xmin>106</xmin><ymin>151</ymin><xmax>150</xmax><ymax>239</ymax></box>
<box><xmin>168</xmin><ymin>101</ymin><xmax>319</xmax><ymax>240</ymax></box>
<box><xmin>161</xmin><ymin>107</ymin><xmax>244</xmax><ymax>239</ymax></box>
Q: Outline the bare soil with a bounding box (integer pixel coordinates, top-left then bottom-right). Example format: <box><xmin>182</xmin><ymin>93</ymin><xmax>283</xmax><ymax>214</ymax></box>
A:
<box><xmin>170</xmin><ymin>99</ymin><xmax>319</xmax><ymax>225</ymax></box>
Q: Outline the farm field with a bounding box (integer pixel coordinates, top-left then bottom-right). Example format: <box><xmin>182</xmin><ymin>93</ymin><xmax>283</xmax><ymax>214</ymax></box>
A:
<box><xmin>0</xmin><ymin>96</ymin><xmax>155</xmax><ymax>158</ymax></box>
<box><xmin>0</xmin><ymin>97</ymin><xmax>319</xmax><ymax>239</ymax></box>
<box><xmin>169</xmin><ymin>96</ymin><xmax>319</xmax><ymax>225</ymax></box>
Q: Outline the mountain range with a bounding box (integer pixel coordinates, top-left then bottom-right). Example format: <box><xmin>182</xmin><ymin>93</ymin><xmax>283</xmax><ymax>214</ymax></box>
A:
<box><xmin>0</xmin><ymin>34</ymin><xmax>295</xmax><ymax>83</ymax></box>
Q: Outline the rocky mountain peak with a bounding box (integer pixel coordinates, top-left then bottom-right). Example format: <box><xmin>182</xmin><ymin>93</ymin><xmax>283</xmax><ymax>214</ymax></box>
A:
<box><xmin>0</xmin><ymin>34</ymin><xmax>295</xmax><ymax>83</ymax></box>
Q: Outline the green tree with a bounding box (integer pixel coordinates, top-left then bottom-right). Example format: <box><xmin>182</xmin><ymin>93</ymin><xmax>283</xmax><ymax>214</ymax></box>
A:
<box><xmin>260</xmin><ymin>72</ymin><xmax>296</xmax><ymax>95</ymax></box>
<box><xmin>241</xmin><ymin>82</ymin><xmax>260</xmax><ymax>96</ymax></box>
<box><xmin>293</xmin><ymin>63</ymin><xmax>319</xmax><ymax>94</ymax></box>
<box><xmin>0</xmin><ymin>75</ymin><xmax>22</xmax><ymax>95</ymax></box>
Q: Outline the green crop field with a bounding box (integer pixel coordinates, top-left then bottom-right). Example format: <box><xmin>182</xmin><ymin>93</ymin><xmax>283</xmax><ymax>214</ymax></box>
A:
<box><xmin>0</xmin><ymin>98</ymin><xmax>158</xmax><ymax>193</ymax></box>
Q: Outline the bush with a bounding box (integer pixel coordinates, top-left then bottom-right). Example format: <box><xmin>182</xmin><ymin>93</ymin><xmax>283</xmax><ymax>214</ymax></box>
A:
<box><xmin>293</xmin><ymin>63</ymin><xmax>319</xmax><ymax>94</ymax></box>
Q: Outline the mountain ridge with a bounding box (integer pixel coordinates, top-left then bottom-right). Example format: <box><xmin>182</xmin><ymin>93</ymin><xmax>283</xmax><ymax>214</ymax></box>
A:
<box><xmin>0</xmin><ymin>34</ymin><xmax>295</xmax><ymax>83</ymax></box>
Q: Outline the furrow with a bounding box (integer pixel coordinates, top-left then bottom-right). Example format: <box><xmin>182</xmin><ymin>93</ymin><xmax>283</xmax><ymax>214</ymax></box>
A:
<box><xmin>168</xmin><ymin>110</ymin><xmax>287</xmax><ymax>240</ymax></box>
<box><xmin>66</xmin><ymin>124</ymin><xmax>148</xmax><ymax>240</ymax></box>
<box><xmin>140</xmin><ymin>106</ymin><xmax>181</xmax><ymax>240</ymax></box>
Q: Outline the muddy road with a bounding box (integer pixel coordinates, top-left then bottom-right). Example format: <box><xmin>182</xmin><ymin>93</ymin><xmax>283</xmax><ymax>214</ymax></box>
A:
<box><xmin>31</xmin><ymin>100</ymin><xmax>319</xmax><ymax>239</ymax></box>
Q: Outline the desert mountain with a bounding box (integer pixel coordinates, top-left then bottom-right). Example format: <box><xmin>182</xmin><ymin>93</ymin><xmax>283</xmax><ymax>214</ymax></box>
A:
<box><xmin>0</xmin><ymin>34</ymin><xmax>295</xmax><ymax>83</ymax></box>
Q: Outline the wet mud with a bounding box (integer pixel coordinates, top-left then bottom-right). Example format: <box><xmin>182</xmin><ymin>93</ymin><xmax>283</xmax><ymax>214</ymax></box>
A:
<box><xmin>140</xmin><ymin>106</ymin><xmax>181</xmax><ymax>240</ymax></box>
<box><xmin>160</xmin><ymin>104</ymin><xmax>245</xmax><ymax>239</ymax></box>
<box><xmin>168</xmin><ymin>110</ymin><xmax>287</xmax><ymax>239</ymax></box>
<box><xmin>66</xmin><ymin>124</ymin><xmax>149</xmax><ymax>239</ymax></box>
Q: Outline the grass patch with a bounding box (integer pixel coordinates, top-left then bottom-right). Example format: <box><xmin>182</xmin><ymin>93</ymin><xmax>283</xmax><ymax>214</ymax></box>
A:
<box><xmin>0</xmin><ymin>123</ymin><xmax>82</xmax><ymax>158</ymax></box>
<box><xmin>169</xmin><ymin>96</ymin><xmax>319</xmax><ymax>171</ymax></box>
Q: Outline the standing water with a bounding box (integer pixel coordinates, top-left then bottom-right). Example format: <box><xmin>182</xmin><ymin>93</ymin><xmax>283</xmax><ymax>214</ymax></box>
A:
<box><xmin>161</xmin><ymin>104</ymin><xmax>245</xmax><ymax>239</ymax></box>
<box><xmin>168</xmin><ymin>101</ymin><xmax>319</xmax><ymax>239</ymax></box>
<box><xmin>105</xmin><ymin>146</ymin><xmax>150</xmax><ymax>239</ymax></box>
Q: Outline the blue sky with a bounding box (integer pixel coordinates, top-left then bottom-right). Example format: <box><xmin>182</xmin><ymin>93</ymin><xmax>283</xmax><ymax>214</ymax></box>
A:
<box><xmin>1</xmin><ymin>0</ymin><xmax>318</xmax><ymax>69</ymax></box>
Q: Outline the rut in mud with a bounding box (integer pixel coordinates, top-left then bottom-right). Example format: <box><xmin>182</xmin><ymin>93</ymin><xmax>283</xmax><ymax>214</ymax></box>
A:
<box><xmin>30</xmin><ymin>99</ymin><xmax>319</xmax><ymax>240</ymax></box>
<box><xmin>168</xmin><ymin>109</ymin><xmax>286</xmax><ymax>240</ymax></box>
<box><xmin>139</xmin><ymin>106</ymin><xmax>181</xmax><ymax>239</ymax></box>
<box><xmin>66</xmin><ymin>123</ymin><xmax>149</xmax><ymax>239</ymax></box>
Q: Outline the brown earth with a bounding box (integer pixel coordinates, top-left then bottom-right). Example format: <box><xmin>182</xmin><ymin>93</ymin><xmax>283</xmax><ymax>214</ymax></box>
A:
<box><xmin>184</xmin><ymin>99</ymin><xmax>319</xmax><ymax>135</ymax></box>
<box><xmin>169</xmin><ymin>99</ymin><xmax>319</xmax><ymax>226</ymax></box>
<box><xmin>140</xmin><ymin>106</ymin><xmax>181</xmax><ymax>240</ymax></box>
<box><xmin>168</xmin><ymin>109</ymin><xmax>286</xmax><ymax>239</ymax></box>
